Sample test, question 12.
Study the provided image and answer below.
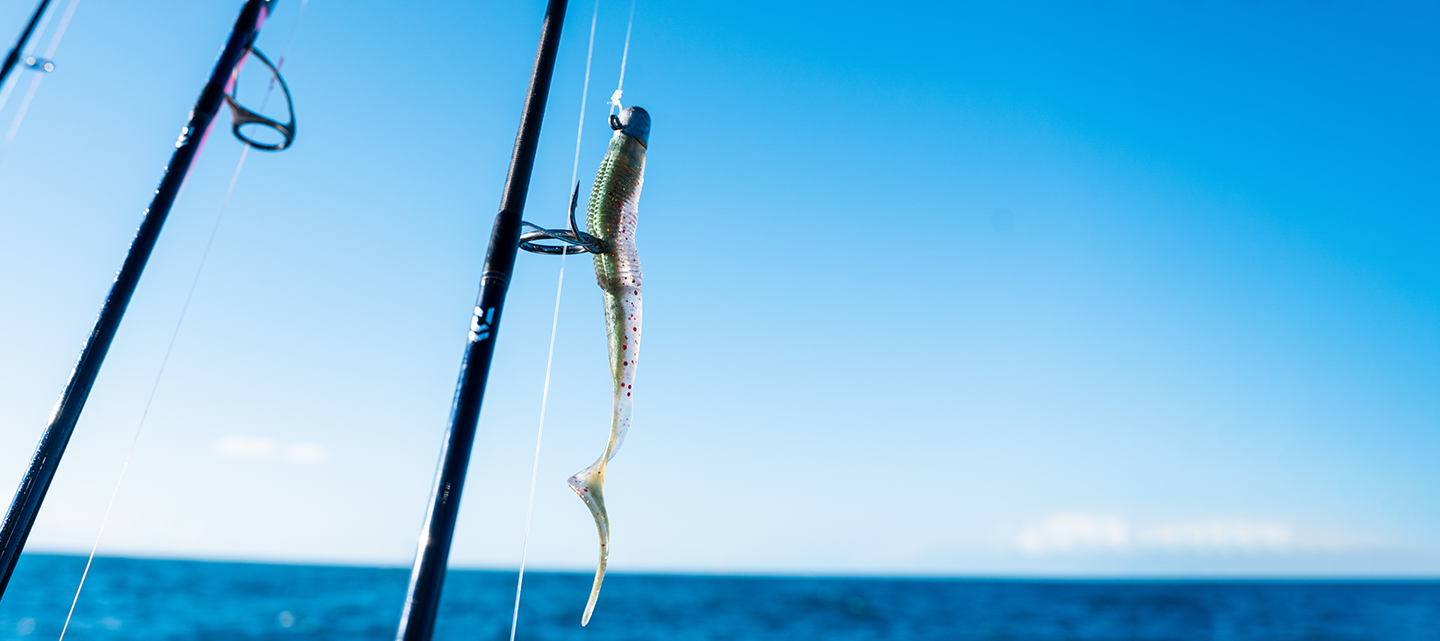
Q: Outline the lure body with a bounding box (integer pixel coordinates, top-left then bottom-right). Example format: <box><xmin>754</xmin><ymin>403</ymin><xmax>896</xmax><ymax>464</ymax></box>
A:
<box><xmin>568</xmin><ymin>106</ymin><xmax>650</xmax><ymax>626</ymax></box>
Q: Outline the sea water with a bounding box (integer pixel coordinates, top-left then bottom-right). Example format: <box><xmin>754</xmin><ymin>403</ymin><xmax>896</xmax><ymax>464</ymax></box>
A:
<box><xmin>0</xmin><ymin>555</ymin><xmax>1437</xmax><ymax>640</ymax></box>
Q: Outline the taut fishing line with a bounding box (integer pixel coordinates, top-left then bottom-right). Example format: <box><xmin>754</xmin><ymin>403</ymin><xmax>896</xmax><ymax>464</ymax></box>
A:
<box><xmin>509</xmin><ymin>2</ymin><xmax>639</xmax><ymax>633</ymax></box>
<box><xmin>57</xmin><ymin>4</ymin><xmax>310</xmax><ymax>638</ymax></box>
<box><xmin>508</xmin><ymin>3</ymin><xmax>602</xmax><ymax>639</ymax></box>
<box><xmin>606</xmin><ymin>0</ymin><xmax>634</xmax><ymax>119</ymax></box>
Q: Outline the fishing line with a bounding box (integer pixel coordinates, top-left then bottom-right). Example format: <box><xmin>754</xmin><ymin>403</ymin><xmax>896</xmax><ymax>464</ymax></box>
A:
<box><xmin>0</xmin><ymin>0</ymin><xmax>78</xmax><ymax>156</ymax></box>
<box><xmin>56</xmin><ymin>5</ymin><xmax>310</xmax><ymax>635</ymax></box>
<box><xmin>606</xmin><ymin>0</ymin><xmax>634</xmax><ymax>119</ymax></box>
<box><xmin>58</xmin><ymin>145</ymin><xmax>251</xmax><ymax>641</ymax></box>
<box><xmin>270</xmin><ymin>0</ymin><xmax>309</xmax><ymax>79</ymax></box>
<box><xmin>508</xmin><ymin>251</ymin><xmax>566</xmax><ymax>641</ymax></box>
<box><xmin>509</xmin><ymin>2</ymin><xmax>601</xmax><ymax>639</ymax></box>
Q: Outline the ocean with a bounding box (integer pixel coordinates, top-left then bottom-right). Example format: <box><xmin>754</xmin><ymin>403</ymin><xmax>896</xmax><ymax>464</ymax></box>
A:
<box><xmin>0</xmin><ymin>555</ymin><xmax>1436</xmax><ymax>640</ymax></box>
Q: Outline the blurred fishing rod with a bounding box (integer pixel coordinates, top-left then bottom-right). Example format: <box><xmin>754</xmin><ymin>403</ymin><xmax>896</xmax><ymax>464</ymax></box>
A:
<box><xmin>0</xmin><ymin>0</ymin><xmax>295</xmax><ymax>598</ymax></box>
<box><xmin>0</xmin><ymin>0</ymin><xmax>51</xmax><ymax>90</ymax></box>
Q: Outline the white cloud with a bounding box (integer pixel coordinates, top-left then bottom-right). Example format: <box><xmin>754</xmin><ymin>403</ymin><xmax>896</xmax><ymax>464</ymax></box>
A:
<box><xmin>1138</xmin><ymin>519</ymin><xmax>1293</xmax><ymax>552</ymax></box>
<box><xmin>1017</xmin><ymin>513</ymin><xmax>1298</xmax><ymax>555</ymax></box>
<box><xmin>214</xmin><ymin>436</ymin><xmax>328</xmax><ymax>465</ymax></box>
<box><xmin>1018</xmin><ymin>513</ymin><xmax>1130</xmax><ymax>554</ymax></box>
<box><xmin>215</xmin><ymin>436</ymin><xmax>278</xmax><ymax>460</ymax></box>
<box><xmin>284</xmin><ymin>443</ymin><xmax>329</xmax><ymax>464</ymax></box>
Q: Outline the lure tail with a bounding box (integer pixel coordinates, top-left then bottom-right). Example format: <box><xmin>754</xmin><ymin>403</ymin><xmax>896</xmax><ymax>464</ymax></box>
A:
<box><xmin>567</xmin><ymin>462</ymin><xmax>609</xmax><ymax>626</ymax></box>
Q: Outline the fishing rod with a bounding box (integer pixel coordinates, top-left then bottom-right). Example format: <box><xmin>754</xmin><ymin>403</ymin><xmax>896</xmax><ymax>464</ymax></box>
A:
<box><xmin>0</xmin><ymin>0</ymin><xmax>295</xmax><ymax>598</ymax></box>
<box><xmin>394</xmin><ymin>1</ymin><xmax>569</xmax><ymax>639</ymax></box>
<box><xmin>0</xmin><ymin>0</ymin><xmax>51</xmax><ymax>90</ymax></box>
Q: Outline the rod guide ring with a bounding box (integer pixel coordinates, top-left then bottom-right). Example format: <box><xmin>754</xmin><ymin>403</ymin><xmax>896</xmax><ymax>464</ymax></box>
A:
<box><xmin>223</xmin><ymin>45</ymin><xmax>296</xmax><ymax>151</ymax></box>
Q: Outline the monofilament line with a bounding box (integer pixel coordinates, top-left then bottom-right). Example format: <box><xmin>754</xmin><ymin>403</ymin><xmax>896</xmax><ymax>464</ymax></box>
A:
<box><xmin>507</xmin><ymin>252</ymin><xmax>566</xmax><ymax>641</ymax></box>
<box><xmin>57</xmin><ymin>5</ymin><xmax>310</xmax><ymax>633</ymax></box>
<box><xmin>508</xmin><ymin>2</ymin><xmax>601</xmax><ymax>640</ymax></box>
<box><xmin>58</xmin><ymin>145</ymin><xmax>251</xmax><ymax>641</ymax></box>
<box><xmin>607</xmin><ymin>0</ymin><xmax>635</xmax><ymax>114</ymax></box>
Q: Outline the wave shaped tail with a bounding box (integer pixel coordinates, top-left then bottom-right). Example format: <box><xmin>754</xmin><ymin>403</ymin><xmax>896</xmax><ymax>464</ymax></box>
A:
<box><xmin>567</xmin><ymin>464</ymin><xmax>609</xmax><ymax>626</ymax></box>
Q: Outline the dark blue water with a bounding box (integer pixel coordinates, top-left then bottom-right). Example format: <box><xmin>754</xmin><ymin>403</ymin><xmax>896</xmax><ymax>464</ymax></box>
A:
<box><xmin>1</xmin><ymin>555</ymin><xmax>1437</xmax><ymax>640</ymax></box>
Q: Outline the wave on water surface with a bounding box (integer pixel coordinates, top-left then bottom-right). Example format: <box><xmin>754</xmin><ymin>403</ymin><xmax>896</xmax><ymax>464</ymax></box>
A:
<box><xmin>1</xmin><ymin>555</ymin><xmax>1438</xmax><ymax>640</ymax></box>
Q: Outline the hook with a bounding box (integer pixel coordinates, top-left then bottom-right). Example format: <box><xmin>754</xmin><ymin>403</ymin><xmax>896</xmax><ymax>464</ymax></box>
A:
<box><xmin>520</xmin><ymin>181</ymin><xmax>602</xmax><ymax>255</ymax></box>
<box><xmin>223</xmin><ymin>45</ymin><xmax>296</xmax><ymax>151</ymax></box>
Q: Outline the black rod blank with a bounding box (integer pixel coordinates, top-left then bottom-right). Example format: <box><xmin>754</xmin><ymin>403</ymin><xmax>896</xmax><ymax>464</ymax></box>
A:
<box><xmin>393</xmin><ymin>1</ymin><xmax>569</xmax><ymax>639</ymax></box>
<box><xmin>0</xmin><ymin>0</ymin><xmax>279</xmax><ymax>599</ymax></box>
<box><xmin>0</xmin><ymin>0</ymin><xmax>52</xmax><ymax>91</ymax></box>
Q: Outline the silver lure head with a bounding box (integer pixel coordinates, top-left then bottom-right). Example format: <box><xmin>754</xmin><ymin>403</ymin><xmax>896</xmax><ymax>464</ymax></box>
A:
<box><xmin>610</xmin><ymin>106</ymin><xmax>650</xmax><ymax>148</ymax></box>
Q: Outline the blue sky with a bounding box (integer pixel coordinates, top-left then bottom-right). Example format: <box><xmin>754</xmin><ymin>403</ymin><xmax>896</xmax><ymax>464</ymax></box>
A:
<box><xmin>0</xmin><ymin>0</ymin><xmax>1436</xmax><ymax>577</ymax></box>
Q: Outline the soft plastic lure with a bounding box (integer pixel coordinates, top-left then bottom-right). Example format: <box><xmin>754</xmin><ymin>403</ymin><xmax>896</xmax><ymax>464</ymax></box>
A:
<box><xmin>567</xmin><ymin>106</ymin><xmax>650</xmax><ymax>626</ymax></box>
